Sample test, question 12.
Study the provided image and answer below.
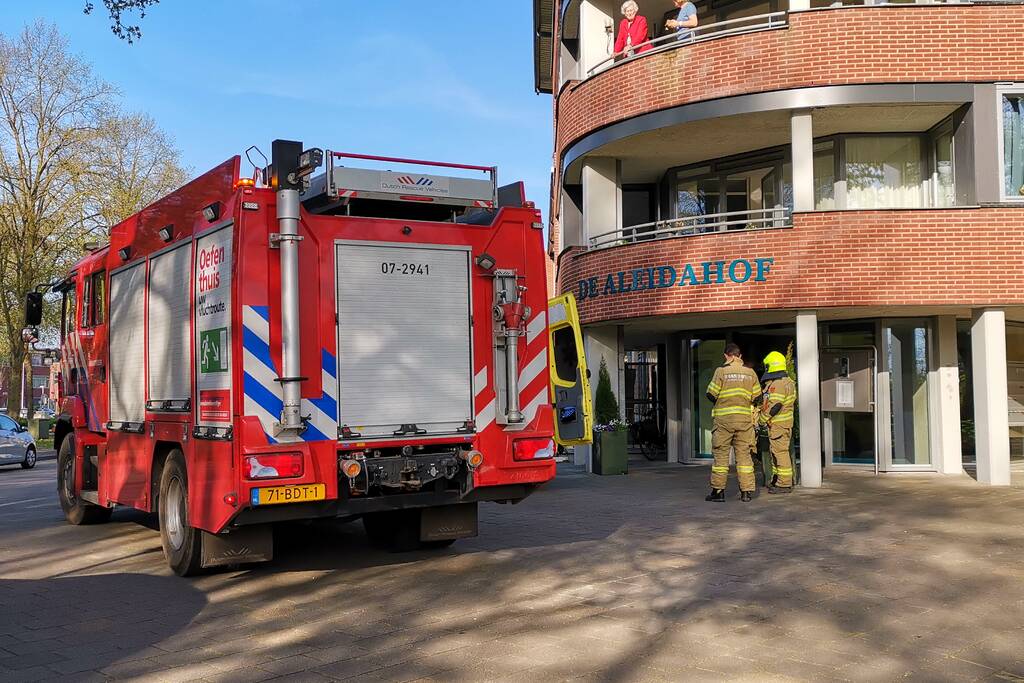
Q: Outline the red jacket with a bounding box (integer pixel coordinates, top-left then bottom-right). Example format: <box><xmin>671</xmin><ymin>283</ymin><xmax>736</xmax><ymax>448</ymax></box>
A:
<box><xmin>614</xmin><ymin>16</ymin><xmax>652</xmax><ymax>55</ymax></box>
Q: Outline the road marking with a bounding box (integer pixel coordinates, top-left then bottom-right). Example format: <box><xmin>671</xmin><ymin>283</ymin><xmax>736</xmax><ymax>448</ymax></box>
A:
<box><xmin>0</xmin><ymin>497</ymin><xmax>49</xmax><ymax>508</ymax></box>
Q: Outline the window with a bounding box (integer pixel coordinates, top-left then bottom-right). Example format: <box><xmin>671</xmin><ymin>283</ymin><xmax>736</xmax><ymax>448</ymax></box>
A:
<box><xmin>81</xmin><ymin>271</ymin><xmax>106</xmax><ymax>327</ymax></box>
<box><xmin>1004</xmin><ymin>95</ymin><xmax>1024</xmax><ymax>199</ymax></box>
<box><xmin>844</xmin><ymin>136</ymin><xmax>923</xmax><ymax>209</ymax></box>
<box><xmin>671</xmin><ymin>152</ymin><xmax>792</xmax><ymax>228</ymax></box>
<box><xmin>552</xmin><ymin>327</ymin><xmax>579</xmax><ymax>383</ymax></box>
<box><xmin>933</xmin><ymin>130</ymin><xmax>955</xmax><ymax>208</ymax></box>
<box><xmin>814</xmin><ymin>142</ymin><xmax>835</xmax><ymax>210</ymax></box>
<box><xmin>0</xmin><ymin>415</ymin><xmax>17</xmax><ymax>431</ymax></box>
<box><xmin>62</xmin><ymin>286</ymin><xmax>76</xmax><ymax>339</ymax></box>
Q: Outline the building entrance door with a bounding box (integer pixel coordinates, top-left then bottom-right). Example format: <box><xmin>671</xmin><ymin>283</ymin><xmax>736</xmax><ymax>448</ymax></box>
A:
<box><xmin>879</xmin><ymin>319</ymin><xmax>934</xmax><ymax>471</ymax></box>
<box><xmin>821</xmin><ymin>347</ymin><xmax>877</xmax><ymax>470</ymax></box>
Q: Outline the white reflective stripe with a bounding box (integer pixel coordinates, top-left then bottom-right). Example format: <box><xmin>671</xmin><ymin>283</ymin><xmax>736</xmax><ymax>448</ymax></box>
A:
<box><xmin>527</xmin><ymin>313</ymin><xmax>546</xmax><ymax>345</ymax></box>
<box><xmin>475</xmin><ymin>367</ymin><xmax>488</xmax><ymax>397</ymax></box>
<box><xmin>476</xmin><ymin>397</ymin><xmax>496</xmax><ymax>432</ymax></box>
<box><xmin>518</xmin><ymin>351</ymin><xmax>547</xmax><ymax>394</ymax></box>
<box><xmin>243</xmin><ymin>306</ymin><xmax>270</xmax><ymax>345</ymax></box>
<box><xmin>244</xmin><ymin>349</ymin><xmax>281</xmax><ymax>399</ymax></box>
<box><xmin>520</xmin><ymin>388</ymin><xmax>547</xmax><ymax>425</ymax></box>
<box><xmin>322</xmin><ymin>368</ymin><xmax>338</xmax><ymax>400</ymax></box>
<box><xmin>301</xmin><ymin>397</ymin><xmax>336</xmax><ymax>439</ymax></box>
<box><xmin>244</xmin><ymin>395</ymin><xmax>282</xmax><ymax>441</ymax></box>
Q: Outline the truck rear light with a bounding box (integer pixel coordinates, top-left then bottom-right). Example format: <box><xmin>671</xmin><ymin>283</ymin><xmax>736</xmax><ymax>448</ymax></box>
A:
<box><xmin>513</xmin><ymin>438</ymin><xmax>555</xmax><ymax>462</ymax></box>
<box><xmin>245</xmin><ymin>453</ymin><xmax>303</xmax><ymax>480</ymax></box>
<box><xmin>461</xmin><ymin>450</ymin><xmax>484</xmax><ymax>469</ymax></box>
<box><xmin>340</xmin><ymin>459</ymin><xmax>362</xmax><ymax>478</ymax></box>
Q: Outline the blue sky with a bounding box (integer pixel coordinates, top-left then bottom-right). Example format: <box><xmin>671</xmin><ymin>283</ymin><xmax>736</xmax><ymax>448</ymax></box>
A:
<box><xmin>0</xmin><ymin>1</ymin><xmax>552</xmax><ymax>214</ymax></box>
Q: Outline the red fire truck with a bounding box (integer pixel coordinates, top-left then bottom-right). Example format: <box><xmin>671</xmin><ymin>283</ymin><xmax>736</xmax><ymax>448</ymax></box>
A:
<box><xmin>24</xmin><ymin>140</ymin><xmax>592</xmax><ymax>576</ymax></box>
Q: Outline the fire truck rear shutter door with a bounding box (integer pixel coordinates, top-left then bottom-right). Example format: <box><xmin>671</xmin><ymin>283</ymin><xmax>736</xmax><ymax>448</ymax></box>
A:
<box><xmin>335</xmin><ymin>243</ymin><xmax>474</xmax><ymax>439</ymax></box>
<box><xmin>147</xmin><ymin>243</ymin><xmax>192</xmax><ymax>404</ymax></box>
<box><xmin>109</xmin><ymin>262</ymin><xmax>146</xmax><ymax>424</ymax></box>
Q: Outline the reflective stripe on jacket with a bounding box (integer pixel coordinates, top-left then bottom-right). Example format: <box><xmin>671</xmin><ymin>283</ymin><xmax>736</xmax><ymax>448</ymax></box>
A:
<box><xmin>761</xmin><ymin>376</ymin><xmax>797</xmax><ymax>427</ymax></box>
<box><xmin>707</xmin><ymin>359</ymin><xmax>762</xmax><ymax>420</ymax></box>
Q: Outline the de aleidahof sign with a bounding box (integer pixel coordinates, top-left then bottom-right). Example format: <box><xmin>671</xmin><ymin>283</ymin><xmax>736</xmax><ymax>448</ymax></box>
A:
<box><xmin>578</xmin><ymin>257</ymin><xmax>774</xmax><ymax>301</ymax></box>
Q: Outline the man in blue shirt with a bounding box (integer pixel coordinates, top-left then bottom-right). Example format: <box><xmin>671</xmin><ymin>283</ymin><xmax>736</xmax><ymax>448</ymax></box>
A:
<box><xmin>666</xmin><ymin>0</ymin><xmax>698</xmax><ymax>41</ymax></box>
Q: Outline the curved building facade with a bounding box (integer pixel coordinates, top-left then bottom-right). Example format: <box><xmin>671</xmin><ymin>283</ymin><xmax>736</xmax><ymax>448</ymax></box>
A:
<box><xmin>533</xmin><ymin>0</ymin><xmax>1024</xmax><ymax>485</ymax></box>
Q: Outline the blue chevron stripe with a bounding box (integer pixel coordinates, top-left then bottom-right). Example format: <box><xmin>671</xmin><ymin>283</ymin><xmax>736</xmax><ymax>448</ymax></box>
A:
<box><xmin>322</xmin><ymin>349</ymin><xmax>337</xmax><ymax>380</ymax></box>
<box><xmin>250</xmin><ymin>305</ymin><xmax>269</xmax><ymax>323</ymax></box>
<box><xmin>242</xmin><ymin>326</ymin><xmax>275</xmax><ymax>372</ymax></box>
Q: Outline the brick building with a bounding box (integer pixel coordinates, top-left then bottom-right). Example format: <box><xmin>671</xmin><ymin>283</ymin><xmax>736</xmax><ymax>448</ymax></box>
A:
<box><xmin>533</xmin><ymin>0</ymin><xmax>1024</xmax><ymax>485</ymax></box>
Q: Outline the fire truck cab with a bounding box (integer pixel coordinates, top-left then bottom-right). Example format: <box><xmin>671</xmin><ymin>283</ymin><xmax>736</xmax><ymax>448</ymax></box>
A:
<box><xmin>27</xmin><ymin>141</ymin><xmax>591</xmax><ymax>576</ymax></box>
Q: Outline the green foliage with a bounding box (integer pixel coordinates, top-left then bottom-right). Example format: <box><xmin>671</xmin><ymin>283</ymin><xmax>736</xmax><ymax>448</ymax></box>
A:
<box><xmin>785</xmin><ymin>340</ymin><xmax>797</xmax><ymax>383</ymax></box>
<box><xmin>594</xmin><ymin>357</ymin><xmax>621</xmax><ymax>425</ymax></box>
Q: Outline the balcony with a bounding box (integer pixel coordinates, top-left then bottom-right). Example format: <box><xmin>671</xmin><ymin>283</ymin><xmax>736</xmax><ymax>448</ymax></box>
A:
<box><xmin>588</xmin><ymin>207</ymin><xmax>792</xmax><ymax>249</ymax></box>
<box><xmin>585</xmin><ymin>12</ymin><xmax>788</xmax><ymax>78</ymax></box>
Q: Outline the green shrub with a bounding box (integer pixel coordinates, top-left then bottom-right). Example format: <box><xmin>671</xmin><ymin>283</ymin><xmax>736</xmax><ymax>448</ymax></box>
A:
<box><xmin>594</xmin><ymin>357</ymin><xmax>620</xmax><ymax>425</ymax></box>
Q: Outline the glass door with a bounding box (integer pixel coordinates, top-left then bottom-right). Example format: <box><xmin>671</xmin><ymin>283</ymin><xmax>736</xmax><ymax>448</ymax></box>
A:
<box><xmin>689</xmin><ymin>338</ymin><xmax>725</xmax><ymax>461</ymax></box>
<box><xmin>878</xmin><ymin>319</ymin><xmax>934</xmax><ymax>470</ymax></box>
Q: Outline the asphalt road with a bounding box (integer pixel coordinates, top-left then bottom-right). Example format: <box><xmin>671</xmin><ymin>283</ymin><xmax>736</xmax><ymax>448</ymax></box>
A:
<box><xmin>3</xmin><ymin>457</ymin><xmax>1024</xmax><ymax>682</ymax></box>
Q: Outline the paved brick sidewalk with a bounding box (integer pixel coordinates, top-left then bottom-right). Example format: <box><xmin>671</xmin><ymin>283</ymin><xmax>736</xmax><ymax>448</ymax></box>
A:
<box><xmin>2</xmin><ymin>459</ymin><xmax>1024</xmax><ymax>682</ymax></box>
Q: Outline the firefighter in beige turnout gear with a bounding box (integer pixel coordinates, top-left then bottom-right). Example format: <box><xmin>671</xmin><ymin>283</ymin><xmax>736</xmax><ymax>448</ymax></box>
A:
<box><xmin>759</xmin><ymin>351</ymin><xmax>796</xmax><ymax>493</ymax></box>
<box><xmin>705</xmin><ymin>344</ymin><xmax>763</xmax><ymax>502</ymax></box>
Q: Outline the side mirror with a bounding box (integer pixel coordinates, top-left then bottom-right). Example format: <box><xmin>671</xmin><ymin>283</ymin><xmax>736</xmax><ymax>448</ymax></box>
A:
<box><xmin>24</xmin><ymin>292</ymin><xmax>42</xmax><ymax>327</ymax></box>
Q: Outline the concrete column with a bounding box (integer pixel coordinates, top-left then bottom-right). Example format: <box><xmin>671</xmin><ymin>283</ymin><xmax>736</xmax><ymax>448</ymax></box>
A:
<box><xmin>933</xmin><ymin>316</ymin><xmax>964</xmax><ymax>475</ymax></box>
<box><xmin>581</xmin><ymin>157</ymin><xmax>620</xmax><ymax>248</ymax></box>
<box><xmin>796</xmin><ymin>311</ymin><xmax>822</xmax><ymax>487</ymax></box>
<box><xmin>791</xmin><ymin>109</ymin><xmax>815</xmax><ymax>212</ymax></box>
<box><xmin>971</xmin><ymin>309</ymin><xmax>1011</xmax><ymax>485</ymax></box>
<box><xmin>788</xmin><ymin>0</ymin><xmax>810</xmax><ymax>9</ymax></box>
<box><xmin>665</xmin><ymin>335</ymin><xmax>683</xmax><ymax>464</ymax></box>
<box><xmin>575</xmin><ymin>325</ymin><xmax>623</xmax><ymax>470</ymax></box>
<box><xmin>971</xmin><ymin>85</ymin><xmax>1002</xmax><ymax>204</ymax></box>
<box><xmin>578</xmin><ymin>0</ymin><xmax>614</xmax><ymax>77</ymax></box>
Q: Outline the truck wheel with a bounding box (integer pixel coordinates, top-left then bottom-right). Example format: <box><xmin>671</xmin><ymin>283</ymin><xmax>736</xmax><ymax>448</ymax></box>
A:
<box><xmin>158</xmin><ymin>450</ymin><xmax>204</xmax><ymax>576</ymax></box>
<box><xmin>57</xmin><ymin>437</ymin><xmax>111</xmax><ymax>525</ymax></box>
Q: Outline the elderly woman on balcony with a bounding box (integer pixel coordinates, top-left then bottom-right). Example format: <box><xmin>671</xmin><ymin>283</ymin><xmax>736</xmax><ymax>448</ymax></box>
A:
<box><xmin>614</xmin><ymin>1</ymin><xmax>652</xmax><ymax>58</ymax></box>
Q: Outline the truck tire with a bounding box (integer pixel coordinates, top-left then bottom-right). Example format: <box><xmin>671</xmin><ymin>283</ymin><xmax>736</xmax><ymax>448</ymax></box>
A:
<box><xmin>158</xmin><ymin>450</ymin><xmax>204</xmax><ymax>576</ymax></box>
<box><xmin>57</xmin><ymin>437</ymin><xmax>111</xmax><ymax>525</ymax></box>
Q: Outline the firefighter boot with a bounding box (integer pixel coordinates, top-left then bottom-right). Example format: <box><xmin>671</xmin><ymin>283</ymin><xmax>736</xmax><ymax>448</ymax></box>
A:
<box><xmin>740</xmin><ymin>491</ymin><xmax>753</xmax><ymax>502</ymax></box>
<box><xmin>705</xmin><ymin>489</ymin><xmax>726</xmax><ymax>503</ymax></box>
<box><xmin>767</xmin><ymin>475</ymin><xmax>793</xmax><ymax>494</ymax></box>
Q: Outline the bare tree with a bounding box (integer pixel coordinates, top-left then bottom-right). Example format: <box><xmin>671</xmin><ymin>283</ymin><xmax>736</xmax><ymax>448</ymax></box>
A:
<box><xmin>83</xmin><ymin>112</ymin><xmax>190</xmax><ymax>231</ymax></box>
<box><xmin>83</xmin><ymin>0</ymin><xmax>160</xmax><ymax>44</ymax></box>
<box><xmin>0</xmin><ymin>22</ymin><xmax>187</xmax><ymax>415</ymax></box>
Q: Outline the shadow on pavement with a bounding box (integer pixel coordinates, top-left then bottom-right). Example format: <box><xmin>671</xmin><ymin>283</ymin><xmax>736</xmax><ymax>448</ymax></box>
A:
<box><xmin>0</xmin><ymin>573</ymin><xmax>206</xmax><ymax>677</ymax></box>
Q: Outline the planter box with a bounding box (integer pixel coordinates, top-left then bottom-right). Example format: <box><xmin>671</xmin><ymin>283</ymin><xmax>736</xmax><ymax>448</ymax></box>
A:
<box><xmin>592</xmin><ymin>430</ymin><xmax>627</xmax><ymax>475</ymax></box>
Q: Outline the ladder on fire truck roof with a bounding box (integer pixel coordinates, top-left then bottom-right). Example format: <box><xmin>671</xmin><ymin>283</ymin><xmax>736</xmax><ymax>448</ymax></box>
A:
<box><xmin>304</xmin><ymin>151</ymin><xmax>499</xmax><ymax>212</ymax></box>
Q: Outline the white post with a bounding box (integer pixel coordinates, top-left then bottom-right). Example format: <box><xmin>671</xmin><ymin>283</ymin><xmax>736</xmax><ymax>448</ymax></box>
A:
<box><xmin>665</xmin><ymin>336</ymin><xmax>682</xmax><ymax>464</ymax></box>
<box><xmin>581</xmin><ymin>158</ymin><xmax>619</xmax><ymax>247</ymax></box>
<box><xmin>791</xmin><ymin>109</ymin><xmax>815</xmax><ymax>213</ymax></box>
<box><xmin>933</xmin><ymin>316</ymin><xmax>964</xmax><ymax>475</ymax></box>
<box><xmin>972</xmin><ymin>309</ymin><xmax>1011</xmax><ymax>485</ymax></box>
<box><xmin>797</xmin><ymin>311</ymin><xmax>822</xmax><ymax>487</ymax></box>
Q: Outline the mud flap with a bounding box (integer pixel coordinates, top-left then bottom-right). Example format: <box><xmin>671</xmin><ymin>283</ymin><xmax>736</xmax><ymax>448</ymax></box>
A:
<box><xmin>201</xmin><ymin>525</ymin><xmax>274</xmax><ymax>568</ymax></box>
<box><xmin>420</xmin><ymin>503</ymin><xmax>478</xmax><ymax>542</ymax></box>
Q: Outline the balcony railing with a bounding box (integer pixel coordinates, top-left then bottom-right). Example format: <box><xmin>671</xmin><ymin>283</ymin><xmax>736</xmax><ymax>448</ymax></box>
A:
<box><xmin>587</xmin><ymin>12</ymin><xmax>788</xmax><ymax>78</ymax></box>
<box><xmin>588</xmin><ymin>207</ymin><xmax>792</xmax><ymax>250</ymax></box>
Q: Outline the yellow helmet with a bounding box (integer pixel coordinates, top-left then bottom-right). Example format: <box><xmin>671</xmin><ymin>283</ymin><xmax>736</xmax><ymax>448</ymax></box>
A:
<box><xmin>763</xmin><ymin>351</ymin><xmax>788</xmax><ymax>374</ymax></box>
